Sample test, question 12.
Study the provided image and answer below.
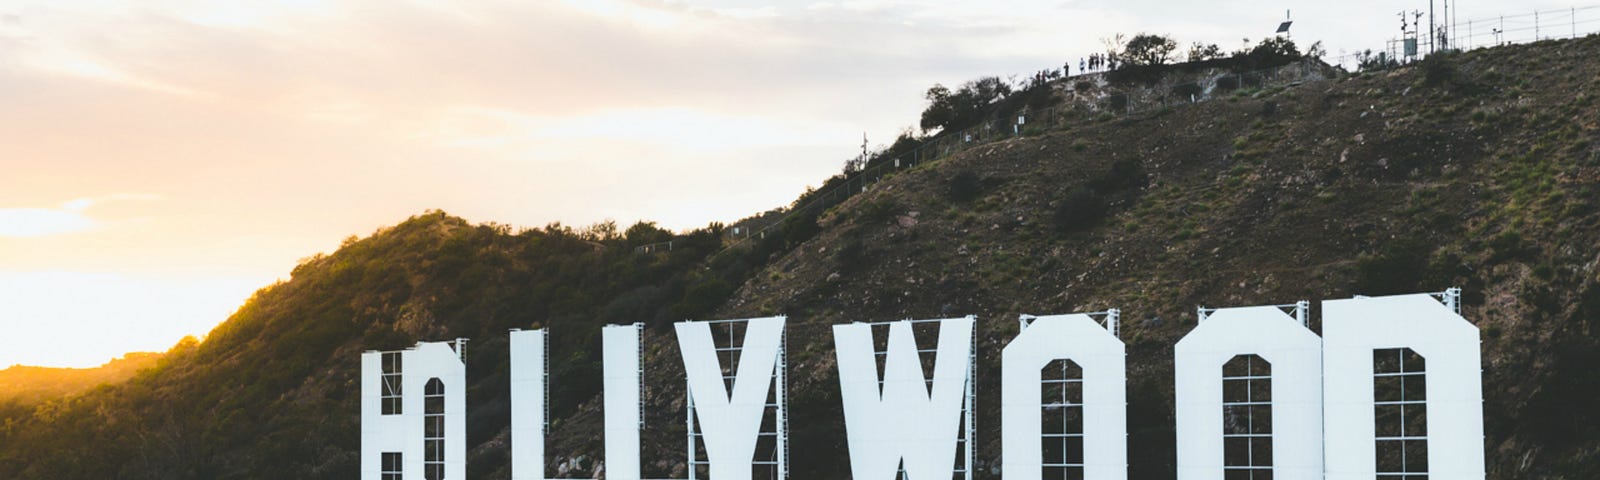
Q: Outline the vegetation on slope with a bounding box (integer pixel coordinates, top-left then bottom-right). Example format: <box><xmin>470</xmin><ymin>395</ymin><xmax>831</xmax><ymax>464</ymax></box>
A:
<box><xmin>0</xmin><ymin>214</ymin><xmax>801</xmax><ymax>478</ymax></box>
<box><xmin>0</xmin><ymin>353</ymin><xmax>162</xmax><ymax>405</ymax></box>
<box><xmin>715</xmin><ymin>36</ymin><xmax>1600</xmax><ymax>479</ymax></box>
<box><xmin>0</xmin><ymin>35</ymin><xmax>1595</xmax><ymax>479</ymax></box>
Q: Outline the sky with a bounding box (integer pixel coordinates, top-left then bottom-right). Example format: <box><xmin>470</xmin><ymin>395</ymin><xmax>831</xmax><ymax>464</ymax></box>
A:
<box><xmin>1</xmin><ymin>0</ymin><xmax>1592</xmax><ymax>368</ymax></box>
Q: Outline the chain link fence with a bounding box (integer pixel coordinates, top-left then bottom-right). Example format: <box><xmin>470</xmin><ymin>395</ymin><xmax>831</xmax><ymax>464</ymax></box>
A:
<box><xmin>703</xmin><ymin>60</ymin><xmax>1333</xmax><ymax>255</ymax></box>
<box><xmin>1327</xmin><ymin>5</ymin><xmax>1600</xmax><ymax>70</ymax></box>
<box><xmin>675</xmin><ymin>4</ymin><xmax>1600</xmax><ymax>258</ymax></box>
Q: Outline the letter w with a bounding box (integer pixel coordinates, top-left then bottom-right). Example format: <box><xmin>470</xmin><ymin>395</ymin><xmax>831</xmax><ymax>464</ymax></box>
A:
<box><xmin>833</xmin><ymin>317</ymin><xmax>974</xmax><ymax>480</ymax></box>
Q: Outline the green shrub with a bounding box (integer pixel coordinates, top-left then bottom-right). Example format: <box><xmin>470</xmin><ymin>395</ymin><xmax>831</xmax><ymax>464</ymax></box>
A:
<box><xmin>1488</xmin><ymin>230</ymin><xmax>1530</xmax><ymax>262</ymax></box>
<box><xmin>947</xmin><ymin>170</ymin><xmax>981</xmax><ymax>202</ymax></box>
<box><xmin>1171</xmin><ymin>83</ymin><xmax>1203</xmax><ymax>101</ymax></box>
<box><xmin>1355</xmin><ymin>239</ymin><xmax>1431</xmax><ymax>295</ymax></box>
<box><xmin>835</xmin><ymin>230</ymin><xmax>867</xmax><ymax>272</ymax></box>
<box><xmin>1109</xmin><ymin>94</ymin><xmax>1129</xmax><ymax>112</ymax></box>
<box><xmin>1090</xmin><ymin>158</ymin><xmax>1146</xmax><ymax>191</ymax></box>
<box><xmin>1053</xmin><ymin>186</ymin><xmax>1107</xmax><ymax>233</ymax></box>
<box><xmin>856</xmin><ymin>198</ymin><xmax>903</xmax><ymax>226</ymax></box>
<box><xmin>1216</xmin><ymin>75</ymin><xmax>1241</xmax><ymax>91</ymax></box>
<box><xmin>1533</xmin><ymin>263</ymin><xmax>1556</xmax><ymax>281</ymax></box>
<box><xmin>1421</xmin><ymin>51</ymin><xmax>1458</xmax><ymax>86</ymax></box>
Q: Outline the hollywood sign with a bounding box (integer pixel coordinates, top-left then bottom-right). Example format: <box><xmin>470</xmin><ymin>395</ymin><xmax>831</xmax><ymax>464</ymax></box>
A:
<box><xmin>361</xmin><ymin>291</ymin><xmax>1485</xmax><ymax>480</ymax></box>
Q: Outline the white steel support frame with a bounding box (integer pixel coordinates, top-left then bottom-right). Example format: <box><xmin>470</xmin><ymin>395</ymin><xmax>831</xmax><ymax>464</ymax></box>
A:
<box><xmin>1198</xmin><ymin>303</ymin><xmax>1308</xmax><ymax>326</ymax></box>
<box><xmin>638</xmin><ymin>323</ymin><xmax>645</xmax><ymax>432</ymax></box>
<box><xmin>1371</xmin><ymin>347</ymin><xmax>1428</xmax><ymax>478</ymax></box>
<box><xmin>1038</xmin><ymin>358</ymin><xmax>1083</xmax><ymax>475</ymax></box>
<box><xmin>965</xmin><ymin>321</ymin><xmax>976</xmax><ymax>480</ymax></box>
<box><xmin>1020</xmin><ymin>309</ymin><xmax>1121</xmax><ymax>336</ymax></box>
<box><xmin>1431</xmin><ymin>287</ymin><xmax>1463</xmax><ymax>314</ymax></box>
<box><xmin>1220</xmin><ymin>354</ymin><xmax>1272</xmax><ymax>478</ymax></box>
<box><xmin>684</xmin><ymin>318</ymin><xmax>789</xmax><ymax>480</ymax></box>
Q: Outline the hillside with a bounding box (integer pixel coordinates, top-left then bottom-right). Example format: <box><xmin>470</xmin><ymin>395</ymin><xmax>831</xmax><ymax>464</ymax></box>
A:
<box><xmin>715</xmin><ymin>37</ymin><xmax>1600</xmax><ymax>478</ymax></box>
<box><xmin>0</xmin><ymin>36</ymin><xmax>1597</xmax><ymax>479</ymax></box>
<box><xmin>0</xmin><ymin>353</ymin><xmax>162</xmax><ymax>405</ymax></box>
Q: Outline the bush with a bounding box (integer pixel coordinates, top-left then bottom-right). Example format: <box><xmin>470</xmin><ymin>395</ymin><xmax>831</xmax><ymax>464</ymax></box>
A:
<box><xmin>669</xmin><ymin>277</ymin><xmax>734</xmax><ymax>320</ymax></box>
<box><xmin>1053</xmin><ymin>186</ymin><xmax>1107</xmax><ymax>232</ymax></box>
<box><xmin>1109</xmin><ymin>94</ymin><xmax>1129</xmax><ymax>112</ymax></box>
<box><xmin>835</xmin><ymin>230</ymin><xmax>867</xmax><ymax>272</ymax></box>
<box><xmin>1216</xmin><ymin>75</ymin><xmax>1241</xmax><ymax>91</ymax></box>
<box><xmin>1421</xmin><ymin>51</ymin><xmax>1458</xmax><ymax>86</ymax></box>
<box><xmin>1024</xmin><ymin>83</ymin><xmax>1056</xmax><ymax>111</ymax></box>
<box><xmin>947</xmin><ymin>170</ymin><xmax>981</xmax><ymax>202</ymax></box>
<box><xmin>1171</xmin><ymin>83</ymin><xmax>1203</xmax><ymax>101</ymax></box>
<box><xmin>779</xmin><ymin>211</ymin><xmax>820</xmax><ymax>247</ymax></box>
<box><xmin>920</xmin><ymin>77</ymin><xmax>1013</xmax><ymax>133</ymax></box>
<box><xmin>1488</xmin><ymin>230</ymin><xmax>1529</xmax><ymax>262</ymax></box>
<box><xmin>856</xmin><ymin>198</ymin><xmax>903</xmax><ymax>226</ymax></box>
<box><xmin>1356</xmin><ymin>49</ymin><xmax>1400</xmax><ymax>72</ymax></box>
<box><xmin>1090</xmin><ymin>158</ymin><xmax>1146</xmax><ymax>192</ymax></box>
<box><xmin>1235</xmin><ymin>37</ymin><xmax>1301</xmax><ymax>69</ymax></box>
<box><xmin>862</xmin><ymin>131</ymin><xmax>924</xmax><ymax>171</ymax></box>
<box><xmin>1355</xmin><ymin>239</ymin><xmax>1430</xmax><ymax>295</ymax></box>
<box><xmin>1122</xmin><ymin>33</ymin><xmax>1178</xmax><ymax>67</ymax></box>
<box><xmin>1187</xmin><ymin>42</ymin><xmax>1224</xmax><ymax>62</ymax></box>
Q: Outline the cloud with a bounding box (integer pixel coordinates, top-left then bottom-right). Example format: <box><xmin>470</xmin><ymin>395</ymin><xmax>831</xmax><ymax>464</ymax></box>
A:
<box><xmin>428</xmin><ymin>105</ymin><xmax>850</xmax><ymax>151</ymax></box>
<box><xmin>22</xmin><ymin>49</ymin><xmax>208</xmax><ymax>97</ymax></box>
<box><xmin>0</xmin><ymin>195</ymin><xmax>160</xmax><ymax>238</ymax></box>
<box><xmin>0</xmin><ymin>206</ymin><xmax>95</xmax><ymax>237</ymax></box>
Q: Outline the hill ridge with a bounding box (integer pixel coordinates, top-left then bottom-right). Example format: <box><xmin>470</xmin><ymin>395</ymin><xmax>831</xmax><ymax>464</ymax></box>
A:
<box><xmin>0</xmin><ymin>36</ymin><xmax>1597</xmax><ymax>479</ymax></box>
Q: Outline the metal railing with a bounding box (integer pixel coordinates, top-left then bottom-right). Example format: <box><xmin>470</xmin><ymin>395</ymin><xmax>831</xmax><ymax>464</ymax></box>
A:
<box><xmin>640</xmin><ymin>5</ymin><xmax>1600</xmax><ymax>263</ymax></box>
<box><xmin>659</xmin><ymin>61</ymin><xmax>1332</xmax><ymax>261</ymax></box>
<box><xmin>1335</xmin><ymin>5</ymin><xmax>1600</xmax><ymax>70</ymax></box>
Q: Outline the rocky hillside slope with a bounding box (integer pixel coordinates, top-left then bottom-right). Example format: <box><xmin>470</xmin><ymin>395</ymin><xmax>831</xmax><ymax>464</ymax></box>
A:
<box><xmin>710</xmin><ymin>36</ymin><xmax>1600</xmax><ymax>478</ymax></box>
<box><xmin>0</xmin><ymin>36</ymin><xmax>1596</xmax><ymax>479</ymax></box>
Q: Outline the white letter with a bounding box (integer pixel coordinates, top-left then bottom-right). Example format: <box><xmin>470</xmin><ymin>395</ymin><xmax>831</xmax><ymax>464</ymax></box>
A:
<box><xmin>676</xmin><ymin>317</ymin><xmax>786</xmax><ymax>480</ymax></box>
<box><xmin>1323</xmin><ymin>293</ymin><xmax>1484</xmax><ymax>480</ymax></box>
<box><xmin>1001</xmin><ymin>314</ymin><xmax>1126</xmax><ymax>480</ymax></box>
<box><xmin>510</xmin><ymin>329</ymin><xmax>547</xmax><ymax>480</ymax></box>
<box><xmin>834</xmin><ymin>317</ymin><xmax>973</xmax><ymax>480</ymax></box>
<box><xmin>1174</xmin><ymin>306</ymin><xmax>1322</xmax><ymax>480</ymax></box>
<box><xmin>361</xmin><ymin>340</ymin><xmax>466</xmax><ymax>480</ymax></box>
<box><xmin>604</xmin><ymin>324</ymin><xmax>643</xmax><ymax>480</ymax></box>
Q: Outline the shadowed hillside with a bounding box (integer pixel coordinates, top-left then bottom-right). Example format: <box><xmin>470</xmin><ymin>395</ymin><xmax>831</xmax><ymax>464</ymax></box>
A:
<box><xmin>0</xmin><ymin>36</ymin><xmax>1597</xmax><ymax>479</ymax></box>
